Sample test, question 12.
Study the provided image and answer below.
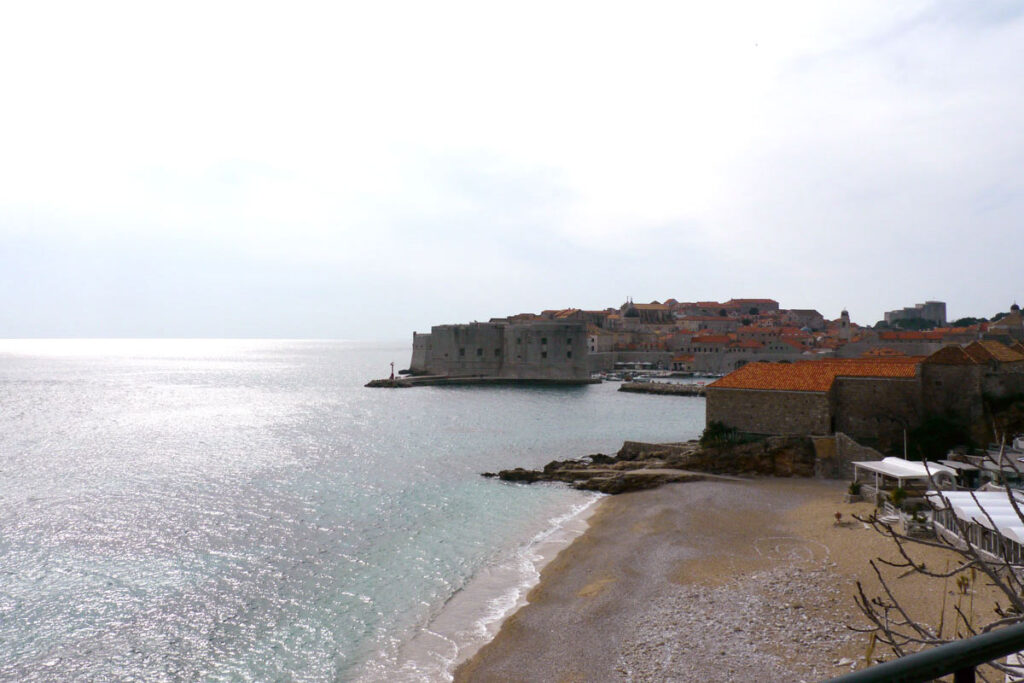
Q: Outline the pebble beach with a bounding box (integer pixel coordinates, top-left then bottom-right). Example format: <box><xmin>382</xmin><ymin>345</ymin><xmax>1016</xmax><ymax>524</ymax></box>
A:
<box><xmin>455</xmin><ymin>477</ymin><xmax>1002</xmax><ymax>682</ymax></box>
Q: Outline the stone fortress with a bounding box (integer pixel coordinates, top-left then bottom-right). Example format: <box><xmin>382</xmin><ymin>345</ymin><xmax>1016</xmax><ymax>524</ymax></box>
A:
<box><xmin>394</xmin><ymin>297</ymin><xmax>1023</xmax><ymax>388</ymax></box>
<box><xmin>409</xmin><ymin>320</ymin><xmax>590</xmax><ymax>383</ymax></box>
<box><xmin>884</xmin><ymin>300</ymin><xmax>946</xmax><ymax>326</ymax></box>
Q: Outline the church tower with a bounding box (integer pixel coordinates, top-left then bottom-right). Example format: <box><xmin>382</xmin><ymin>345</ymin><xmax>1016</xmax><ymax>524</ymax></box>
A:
<box><xmin>839</xmin><ymin>309</ymin><xmax>851</xmax><ymax>341</ymax></box>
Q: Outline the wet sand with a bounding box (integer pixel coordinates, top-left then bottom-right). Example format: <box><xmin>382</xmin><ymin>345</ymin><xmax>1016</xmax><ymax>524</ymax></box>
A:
<box><xmin>454</xmin><ymin>478</ymin><xmax>1002</xmax><ymax>682</ymax></box>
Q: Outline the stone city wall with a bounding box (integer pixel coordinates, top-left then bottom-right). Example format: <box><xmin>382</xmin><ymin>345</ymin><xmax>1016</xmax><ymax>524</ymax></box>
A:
<box><xmin>409</xmin><ymin>332</ymin><xmax>432</xmax><ymax>374</ymax></box>
<box><xmin>500</xmin><ymin>322</ymin><xmax>588</xmax><ymax>380</ymax></box>
<box><xmin>410</xmin><ymin>321</ymin><xmax>588</xmax><ymax>380</ymax></box>
<box><xmin>920</xmin><ymin>363</ymin><xmax>984</xmax><ymax>426</ymax></box>
<box><xmin>705</xmin><ymin>388</ymin><xmax>831</xmax><ymax>435</ymax></box>
<box><xmin>831</xmin><ymin>376</ymin><xmax>921</xmax><ymax>449</ymax></box>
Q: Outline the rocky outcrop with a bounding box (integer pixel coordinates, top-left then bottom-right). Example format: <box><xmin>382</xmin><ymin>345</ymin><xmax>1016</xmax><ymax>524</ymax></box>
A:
<box><xmin>485</xmin><ymin>436</ymin><xmax>818</xmax><ymax>494</ymax></box>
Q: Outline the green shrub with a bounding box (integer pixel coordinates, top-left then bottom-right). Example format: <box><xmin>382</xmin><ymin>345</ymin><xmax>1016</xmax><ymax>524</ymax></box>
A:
<box><xmin>700</xmin><ymin>420</ymin><xmax>740</xmax><ymax>447</ymax></box>
<box><xmin>891</xmin><ymin>487</ymin><xmax>908</xmax><ymax>507</ymax></box>
<box><xmin>848</xmin><ymin>481</ymin><xmax>862</xmax><ymax>495</ymax></box>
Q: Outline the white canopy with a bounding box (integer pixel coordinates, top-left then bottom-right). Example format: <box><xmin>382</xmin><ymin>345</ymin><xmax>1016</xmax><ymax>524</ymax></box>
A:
<box><xmin>927</xmin><ymin>491</ymin><xmax>1024</xmax><ymax>545</ymax></box>
<box><xmin>853</xmin><ymin>457</ymin><xmax>955</xmax><ymax>483</ymax></box>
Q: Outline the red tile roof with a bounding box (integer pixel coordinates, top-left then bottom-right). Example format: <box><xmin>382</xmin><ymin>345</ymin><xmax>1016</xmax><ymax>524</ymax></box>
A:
<box><xmin>708</xmin><ymin>358</ymin><xmax>922</xmax><ymax>393</ymax></box>
<box><xmin>879</xmin><ymin>330</ymin><xmax>946</xmax><ymax>341</ymax></box>
<box><xmin>682</xmin><ymin>316</ymin><xmax>734</xmax><ymax>322</ymax></box>
<box><xmin>860</xmin><ymin>347</ymin><xmax>907</xmax><ymax>358</ymax></box>
<box><xmin>964</xmin><ymin>340</ymin><xmax>1024</xmax><ymax>363</ymax></box>
<box><xmin>923</xmin><ymin>345</ymin><xmax>978</xmax><ymax>365</ymax></box>
<box><xmin>692</xmin><ymin>335</ymin><xmax>732</xmax><ymax>344</ymax></box>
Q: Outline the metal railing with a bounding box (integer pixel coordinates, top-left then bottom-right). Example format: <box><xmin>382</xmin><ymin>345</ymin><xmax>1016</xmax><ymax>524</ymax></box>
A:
<box><xmin>826</xmin><ymin>621</ymin><xmax>1024</xmax><ymax>682</ymax></box>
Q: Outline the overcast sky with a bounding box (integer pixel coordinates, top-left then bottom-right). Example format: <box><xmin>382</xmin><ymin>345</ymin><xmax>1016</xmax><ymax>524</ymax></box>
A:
<box><xmin>2</xmin><ymin>1</ymin><xmax>1022</xmax><ymax>340</ymax></box>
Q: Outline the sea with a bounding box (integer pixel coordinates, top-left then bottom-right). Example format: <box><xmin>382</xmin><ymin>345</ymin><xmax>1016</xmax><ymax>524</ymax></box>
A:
<box><xmin>0</xmin><ymin>339</ymin><xmax>706</xmax><ymax>681</ymax></box>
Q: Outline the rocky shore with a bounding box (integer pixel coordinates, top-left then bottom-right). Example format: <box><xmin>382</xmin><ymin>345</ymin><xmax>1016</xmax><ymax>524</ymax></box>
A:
<box><xmin>483</xmin><ymin>436</ymin><xmax>817</xmax><ymax>494</ymax></box>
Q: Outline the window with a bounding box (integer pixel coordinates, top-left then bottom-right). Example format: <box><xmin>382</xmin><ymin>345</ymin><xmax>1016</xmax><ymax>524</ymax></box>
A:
<box><xmin>459</xmin><ymin>348</ymin><xmax>465</xmax><ymax>357</ymax></box>
<box><xmin>566</xmin><ymin>338</ymin><xmax>572</xmax><ymax>345</ymax></box>
<box><xmin>476</xmin><ymin>348</ymin><xmax>483</xmax><ymax>357</ymax></box>
<box><xmin>541</xmin><ymin>351</ymin><xmax>548</xmax><ymax>359</ymax></box>
<box><xmin>566</xmin><ymin>351</ymin><xmax>572</xmax><ymax>358</ymax></box>
<box><xmin>541</xmin><ymin>337</ymin><xmax>548</xmax><ymax>345</ymax></box>
<box><xmin>494</xmin><ymin>348</ymin><xmax>500</xmax><ymax>357</ymax></box>
<box><xmin>516</xmin><ymin>337</ymin><xmax>521</xmax><ymax>344</ymax></box>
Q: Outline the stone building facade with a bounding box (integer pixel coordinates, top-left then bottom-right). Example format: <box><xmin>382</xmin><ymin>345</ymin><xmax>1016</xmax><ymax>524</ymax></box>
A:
<box><xmin>884</xmin><ymin>300</ymin><xmax>947</xmax><ymax>326</ymax></box>
<box><xmin>706</xmin><ymin>341</ymin><xmax>1024</xmax><ymax>451</ymax></box>
<box><xmin>409</xmin><ymin>321</ymin><xmax>589</xmax><ymax>381</ymax></box>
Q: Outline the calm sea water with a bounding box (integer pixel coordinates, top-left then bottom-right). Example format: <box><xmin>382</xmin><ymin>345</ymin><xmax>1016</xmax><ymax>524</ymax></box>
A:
<box><xmin>0</xmin><ymin>340</ymin><xmax>706</xmax><ymax>681</ymax></box>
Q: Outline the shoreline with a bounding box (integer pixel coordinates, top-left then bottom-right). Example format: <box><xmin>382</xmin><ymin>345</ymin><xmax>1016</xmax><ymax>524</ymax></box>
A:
<box><xmin>373</xmin><ymin>491</ymin><xmax>604</xmax><ymax>681</ymax></box>
<box><xmin>454</xmin><ymin>477</ymin><xmax>1002</xmax><ymax>681</ymax></box>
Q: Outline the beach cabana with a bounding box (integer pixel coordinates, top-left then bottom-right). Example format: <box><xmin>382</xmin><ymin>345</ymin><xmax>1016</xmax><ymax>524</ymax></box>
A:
<box><xmin>927</xmin><ymin>491</ymin><xmax>1024</xmax><ymax>565</ymax></box>
<box><xmin>853</xmin><ymin>457</ymin><xmax>956</xmax><ymax>500</ymax></box>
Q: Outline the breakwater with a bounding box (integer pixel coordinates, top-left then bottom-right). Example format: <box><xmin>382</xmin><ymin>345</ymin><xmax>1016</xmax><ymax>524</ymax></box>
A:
<box><xmin>366</xmin><ymin>376</ymin><xmax>601</xmax><ymax>388</ymax></box>
<box><xmin>618</xmin><ymin>382</ymin><xmax>706</xmax><ymax>396</ymax></box>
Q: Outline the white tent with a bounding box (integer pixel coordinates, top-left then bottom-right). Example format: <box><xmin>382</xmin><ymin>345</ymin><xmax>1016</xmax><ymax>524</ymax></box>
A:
<box><xmin>927</xmin><ymin>491</ymin><xmax>1024</xmax><ymax>562</ymax></box>
<box><xmin>853</xmin><ymin>457</ymin><xmax>956</xmax><ymax>491</ymax></box>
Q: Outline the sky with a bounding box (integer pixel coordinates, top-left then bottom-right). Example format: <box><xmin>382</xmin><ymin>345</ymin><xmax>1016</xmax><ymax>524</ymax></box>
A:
<box><xmin>2</xmin><ymin>1</ymin><xmax>1023</xmax><ymax>340</ymax></box>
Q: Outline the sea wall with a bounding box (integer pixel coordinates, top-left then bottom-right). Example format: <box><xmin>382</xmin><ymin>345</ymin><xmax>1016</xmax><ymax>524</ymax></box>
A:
<box><xmin>618</xmin><ymin>382</ymin><xmax>705</xmax><ymax>396</ymax></box>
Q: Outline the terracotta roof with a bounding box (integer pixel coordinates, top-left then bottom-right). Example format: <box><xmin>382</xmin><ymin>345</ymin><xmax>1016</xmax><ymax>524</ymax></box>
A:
<box><xmin>683</xmin><ymin>316</ymin><xmax>734</xmax><ymax>322</ymax></box>
<box><xmin>671</xmin><ymin>354</ymin><xmax>694</xmax><ymax>362</ymax></box>
<box><xmin>727</xmin><ymin>298</ymin><xmax>778</xmax><ymax>305</ymax></box>
<box><xmin>734</xmin><ymin>340</ymin><xmax>765</xmax><ymax>349</ymax></box>
<box><xmin>860</xmin><ymin>347</ymin><xmax>907</xmax><ymax>358</ymax></box>
<box><xmin>923</xmin><ymin>345</ymin><xmax>977</xmax><ymax>365</ymax></box>
<box><xmin>633</xmin><ymin>303</ymin><xmax>669</xmax><ymax>311</ymax></box>
<box><xmin>708</xmin><ymin>358</ymin><xmax>921</xmax><ymax>393</ymax></box>
<box><xmin>692</xmin><ymin>335</ymin><xmax>732</xmax><ymax>344</ymax></box>
<box><xmin>879</xmin><ymin>330</ymin><xmax>946</xmax><ymax>341</ymax></box>
<box><xmin>964</xmin><ymin>340</ymin><xmax>1024</xmax><ymax>363</ymax></box>
<box><xmin>989</xmin><ymin>311</ymin><xmax>1024</xmax><ymax>329</ymax></box>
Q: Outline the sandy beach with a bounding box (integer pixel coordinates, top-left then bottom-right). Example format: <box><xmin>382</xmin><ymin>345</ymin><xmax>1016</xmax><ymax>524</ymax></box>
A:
<box><xmin>455</xmin><ymin>477</ymin><xmax>1003</xmax><ymax>682</ymax></box>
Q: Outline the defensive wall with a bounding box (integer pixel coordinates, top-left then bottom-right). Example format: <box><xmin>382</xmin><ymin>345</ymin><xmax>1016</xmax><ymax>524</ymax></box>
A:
<box><xmin>408</xmin><ymin>321</ymin><xmax>589</xmax><ymax>381</ymax></box>
<box><xmin>705</xmin><ymin>388</ymin><xmax>831</xmax><ymax>436</ymax></box>
<box><xmin>830</xmin><ymin>376</ymin><xmax>921</xmax><ymax>450</ymax></box>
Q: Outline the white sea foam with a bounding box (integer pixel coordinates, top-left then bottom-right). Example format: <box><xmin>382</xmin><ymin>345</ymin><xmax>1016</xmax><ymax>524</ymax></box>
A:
<box><xmin>374</xmin><ymin>492</ymin><xmax>603</xmax><ymax>682</ymax></box>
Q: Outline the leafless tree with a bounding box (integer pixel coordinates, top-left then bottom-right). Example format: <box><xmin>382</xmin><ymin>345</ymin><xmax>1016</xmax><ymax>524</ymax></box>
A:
<box><xmin>852</xmin><ymin>436</ymin><xmax>1024</xmax><ymax>681</ymax></box>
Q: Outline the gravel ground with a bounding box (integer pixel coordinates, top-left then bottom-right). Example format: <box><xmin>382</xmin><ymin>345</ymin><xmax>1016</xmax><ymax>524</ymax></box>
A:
<box><xmin>455</xmin><ymin>477</ymin><xmax>998</xmax><ymax>682</ymax></box>
<box><xmin>620</xmin><ymin>564</ymin><xmax>860</xmax><ymax>681</ymax></box>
